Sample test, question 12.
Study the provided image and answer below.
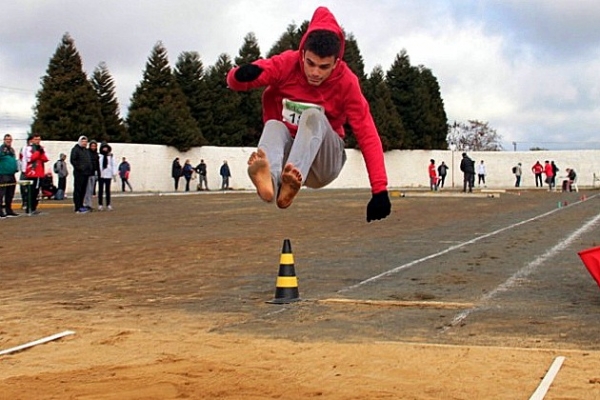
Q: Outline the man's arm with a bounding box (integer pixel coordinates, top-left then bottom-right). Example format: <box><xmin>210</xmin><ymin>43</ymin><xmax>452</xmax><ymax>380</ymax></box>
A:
<box><xmin>344</xmin><ymin>79</ymin><xmax>390</xmax><ymax>222</ymax></box>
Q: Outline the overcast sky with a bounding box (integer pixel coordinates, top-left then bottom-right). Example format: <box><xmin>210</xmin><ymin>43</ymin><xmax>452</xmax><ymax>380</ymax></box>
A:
<box><xmin>1</xmin><ymin>0</ymin><xmax>599</xmax><ymax>150</ymax></box>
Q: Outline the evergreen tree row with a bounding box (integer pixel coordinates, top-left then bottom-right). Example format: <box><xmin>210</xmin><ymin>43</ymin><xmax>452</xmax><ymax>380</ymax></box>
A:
<box><xmin>32</xmin><ymin>24</ymin><xmax>448</xmax><ymax>152</ymax></box>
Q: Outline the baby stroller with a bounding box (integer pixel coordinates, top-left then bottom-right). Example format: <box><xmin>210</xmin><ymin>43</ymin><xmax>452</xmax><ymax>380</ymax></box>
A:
<box><xmin>40</xmin><ymin>173</ymin><xmax>58</xmax><ymax>200</ymax></box>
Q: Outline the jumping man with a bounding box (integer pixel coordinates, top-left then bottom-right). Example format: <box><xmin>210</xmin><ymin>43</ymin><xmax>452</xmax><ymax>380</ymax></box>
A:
<box><xmin>227</xmin><ymin>7</ymin><xmax>391</xmax><ymax>222</ymax></box>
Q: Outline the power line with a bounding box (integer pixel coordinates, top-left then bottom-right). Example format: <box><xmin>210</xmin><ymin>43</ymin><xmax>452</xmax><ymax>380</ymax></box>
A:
<box><xmin>0</xmin><ymin>85</ymin><xmax>36</xmax><ymax>93</ymax></box>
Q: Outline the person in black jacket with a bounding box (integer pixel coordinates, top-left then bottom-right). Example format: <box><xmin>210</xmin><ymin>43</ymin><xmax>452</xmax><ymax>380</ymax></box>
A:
<box><xmin>172</xmin><ymin>158</ymin><xmax>183</xmax><ymax>191</ymax></box>
<box><xmin>195</xmin><ymin>159</ymin><xmax>208</xmax><ymax>190</ymax></box>
<box><xmin>84</xmin><ymin>139</ymin><xmax>100</xmax><ymax>210</ymax></box>
<box><xmin>437</xmin><ymin>161</ymin><xmax>449</xmax><ymax>189</ymax></box>
<box><xmin>70</xmin><ymin>136</ymin><xmax>94</xmax><ymax>213</ymax></box>
<box><xmin>459</xmin><ymin>152</ymin><xmax>475</xmax><ymax>193</ymax></box>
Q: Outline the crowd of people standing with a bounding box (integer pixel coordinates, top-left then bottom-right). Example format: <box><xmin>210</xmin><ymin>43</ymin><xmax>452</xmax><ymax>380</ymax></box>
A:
<box><xmin>0</xmin><ymin>133</ymin><xmax>132</xmax><ymax>218</ymax></box>
<box><xmin>170</xmin><ymin>158</ymin><xmax>232</xmax><ymax>192</ymax></box>
<box><xmin>424</xmin><ymin>154</ymin><xmax>578</xmax><ymax>194</ymax></box>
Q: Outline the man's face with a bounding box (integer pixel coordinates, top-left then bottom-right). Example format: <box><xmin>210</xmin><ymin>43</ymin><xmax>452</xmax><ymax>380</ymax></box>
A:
<box><xmin>302</xmin><ymin>50</ymin><xmax>339</xmax><ymax>87</ymax></box>
<box><xmin>31</xmin><ymin>136</ymin><xmax>41</xmax><ymax>145</ymax></box>
<box><xmin>3</xmin><ymin>136</ymin><xmax>12</xmax><ymax>147</ymax></box>
<box><xmin>80</xmin><ymin>138</ymin><xmax>88</xmax><ymax>148</ymax></box>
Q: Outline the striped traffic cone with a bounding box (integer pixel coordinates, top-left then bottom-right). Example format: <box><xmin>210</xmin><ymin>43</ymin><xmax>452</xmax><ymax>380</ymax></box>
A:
<box><xmin>267</xmin><ymin>239</ymin><xmax>301</xmax><ymax>304</ymax></box>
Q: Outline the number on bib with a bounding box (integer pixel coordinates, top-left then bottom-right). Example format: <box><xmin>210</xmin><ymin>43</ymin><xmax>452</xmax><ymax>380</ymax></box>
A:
<box><xmin>282</xmin><ymin>99</ymin><xmax>324</xmax><ymax>126</ymax></box>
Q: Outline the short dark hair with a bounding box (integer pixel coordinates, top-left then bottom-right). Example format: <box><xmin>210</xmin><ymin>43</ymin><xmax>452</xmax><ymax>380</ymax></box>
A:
<box><xmin>304</xmin><ymin>30</ymin><xmax>341</xmax><ymax>58</ymax></box>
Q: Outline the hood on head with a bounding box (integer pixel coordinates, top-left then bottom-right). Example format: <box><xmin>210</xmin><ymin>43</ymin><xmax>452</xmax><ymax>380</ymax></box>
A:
<box><xmin>299</xmin><ymin>7</ymin><xmax>345</xmax><ymax>57</ymax></box>
<box><xmin>78</xmin><ymin>136</ymin><xmax>88</xmax><ymax>145</ymax></box>
<box><xmin>297</xmin><ymin>7</ymin><xmax>345</xmax><ymax>80</ymax></box>
<box><xmin>100</xmin><ymin>143</ymin><xmax>112</xmax><ymax>153</ymax></box>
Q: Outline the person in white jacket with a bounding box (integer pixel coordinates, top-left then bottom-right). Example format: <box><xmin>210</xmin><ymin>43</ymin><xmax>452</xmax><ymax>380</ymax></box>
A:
<box><xmin>97</xmin><ymin>143</ymin><xmax>118</xmax><ymax>211</ymax></box>
<box><xmin>477</xmin><ymin>160</ymin><xmax>486</xmax><ymax>187</ymax></box>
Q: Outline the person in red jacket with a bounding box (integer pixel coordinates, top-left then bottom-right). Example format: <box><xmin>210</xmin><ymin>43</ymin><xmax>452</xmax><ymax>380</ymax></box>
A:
<box><xmin>226</xmin><ymin>7</ymin><xmax>390</xmax><ymax>222</ymax></box>
<box><xmin>23</xmin><ymin>133</ymin><xmax>49</xmax><ymax>214</ymax></box>
<box><xmin>531</xmin><ymin>161</ymin><xmax>543</xmax><ymax>187</ymax></box>
<box><xmin>428</xmin><ymin>159</ymin><xmax>438</xmax><ymax>191</ymax></box>
<box><xmin>543</xmin><ymin>160</ymin><xmax>554</xmax><ymax>191</ymax></box>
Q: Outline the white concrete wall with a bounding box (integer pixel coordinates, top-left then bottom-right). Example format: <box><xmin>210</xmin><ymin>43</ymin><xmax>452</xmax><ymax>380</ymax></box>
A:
<box><xmin>22</xmin><ymin>139</ymin><xmax>600</xmax><ymax>192</ymax></box>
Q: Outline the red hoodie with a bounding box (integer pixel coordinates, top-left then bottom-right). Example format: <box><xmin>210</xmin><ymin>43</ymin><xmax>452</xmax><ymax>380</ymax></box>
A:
<box><xmin>227</xmin><ymin>7</ymin><xmax>388</xmax><ymax>194</ymax></box>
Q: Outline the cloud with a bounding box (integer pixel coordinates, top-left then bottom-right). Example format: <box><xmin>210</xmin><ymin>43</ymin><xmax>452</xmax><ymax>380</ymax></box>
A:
<box><xmin>1</xmin><ymin>0</ymin><xmax>600</xmax><ymax>150</ymax></box>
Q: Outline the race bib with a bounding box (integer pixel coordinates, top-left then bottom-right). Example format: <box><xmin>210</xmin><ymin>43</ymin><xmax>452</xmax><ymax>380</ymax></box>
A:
<box><xmin>281</xmin><ymin>98</ymin><xmax>324</xmax><ymax>126</ymax></box>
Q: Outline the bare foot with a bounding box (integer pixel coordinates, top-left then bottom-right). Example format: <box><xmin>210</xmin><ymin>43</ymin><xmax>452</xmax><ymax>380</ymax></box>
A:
<box><xmin>248</xmin><ymin>149</ymin><xmax>274</xmax><ymax>202</ymax></box>
<box><xmin>277</xmin><ymin>163</ymin><xmax>302</xmax><ymax>209</ymax></box>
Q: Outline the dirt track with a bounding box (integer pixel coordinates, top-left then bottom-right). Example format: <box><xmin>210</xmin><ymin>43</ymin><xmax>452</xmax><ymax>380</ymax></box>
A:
<box><xmin>1</xmin><ymin>188</ymin><xmax>600</xmax><ymax>399</ymax></box>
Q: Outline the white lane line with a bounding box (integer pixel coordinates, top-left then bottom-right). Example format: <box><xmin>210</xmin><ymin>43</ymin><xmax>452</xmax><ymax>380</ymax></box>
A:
<box><xmin>339</xmin><ymin>205</ymin><xmax>565</xmax><ymax>294</ymax></box>
<box><xmin>529</xmin><ymin>356</ymin><xmax>566</xmax><ymax>400</ymax></box>
<box><xmin>0</xmin><ymin>330</ymin><xmax>75</xmax><ymax>356</ymax></box>
<box><xmin>444</xmin><ymin>211</ymin><xmax>600</xmax><ymax>331</ymax></box>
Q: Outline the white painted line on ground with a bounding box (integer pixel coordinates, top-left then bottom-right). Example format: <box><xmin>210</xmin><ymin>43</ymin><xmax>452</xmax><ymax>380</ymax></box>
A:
<box><xmin>529</xmin><ymin>356</ymin><xmax>566</xmax><ymax>400</ymax></box>
<box><xmin>339</xmin><ymin>203</ymin><xmax>568</xmax><ymax>294</ymax></box>
<box><xmin>445</xmin><ymin>211</ymin><xmax>600</xmax><ymax>331</ymax></box>
<box><xmin>0</xmin><ymin>330</ymin><xmax>75</xmax><ymax>356</ymax></box>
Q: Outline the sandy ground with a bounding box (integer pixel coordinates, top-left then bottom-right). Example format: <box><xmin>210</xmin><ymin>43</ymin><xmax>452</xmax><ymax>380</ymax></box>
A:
<box><xmin>1</xmin><ymin>188</ymin><xmax>600</xmax><ymax>399</ymax></box>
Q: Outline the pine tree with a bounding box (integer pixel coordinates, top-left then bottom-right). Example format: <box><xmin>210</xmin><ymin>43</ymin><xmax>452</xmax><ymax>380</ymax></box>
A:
<box><xmin>340</xmin><ymin>32</ymin><xmax>368</xmax><ymax>148</ymax></box>
<box><xmin>91</xmin><ymin>62</ymin><xmax>129</xmax><ymax>143</ymax></box>
<box><xmin>364</xmin><ymin>66</ymin><xmax>406</xmax><ymax>150</ymax></box>
<box><xmin>204</xmin><ymin>54</ymin><xmax>246</xmax><ymax>146</ymax></box>
<box><xmin>343</xmin><ymin>33</ymin><xmax>366</xmax><ymax>83</ymax></box>
<box><xmin>386</xmin><ymin>50</ymin><xmax>425</xmax><ymax>149</ymax></box>
<box><xmin>174</xmin><ymin>51</ymin><xmax>213</xmax><ymax>140</ymax></box>
<box><xmin>127</xmin><ymin>42</ymin><xmax>205</xmax><ymax>151</ymax></box>
<box><xmin>418</xmin><ymin>67</ymin><xmax>447</xmax><ymax>149</ymax></box>
<box><xmin>267</xmin><ymin>21</ymin><xmax>308</xmax><ymax>57</ymax></box>
<box><xmin>234</xmin><ymin>33</ymin><xmax>264</xmax><ymax>146</ymax></box>
<box><xmin>32</xmin><ymin>33</ymin><xmax>104</xmax><ymax>141</ymax></box>
<box><xmin>386</xmin><ymin>50</ymin><xmax>449</xmax><ymax>150</ymax></box>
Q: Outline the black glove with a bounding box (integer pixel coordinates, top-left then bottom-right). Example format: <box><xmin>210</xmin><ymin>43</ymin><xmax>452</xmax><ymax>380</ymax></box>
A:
<box><xmin>234</xmin><ymin>64</ymin><xmax>263</xmax><ymax>82</ymax></box>
<box><xmin>366</xmin><ymin>191</ymin><xmax>391</xmax><ymax>222</ymax></box>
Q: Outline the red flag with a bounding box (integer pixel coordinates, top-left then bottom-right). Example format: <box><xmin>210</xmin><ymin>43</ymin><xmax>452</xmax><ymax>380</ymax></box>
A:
<box><xmin>577</xmin><ymin>246</ymin><xmax>600</xmax><ymax>289</ymax></box>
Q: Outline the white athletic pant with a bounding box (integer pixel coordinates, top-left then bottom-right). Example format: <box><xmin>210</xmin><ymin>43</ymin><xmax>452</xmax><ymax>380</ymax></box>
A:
<box><xmin>258</xmin><ymin>108</ymin><xmax>346</xmax><ymax>191</ymax></box>
<box><xmin>84</xmin><ymin>175</ymin><xmax>97</xmax><ymax>208</ymax></box>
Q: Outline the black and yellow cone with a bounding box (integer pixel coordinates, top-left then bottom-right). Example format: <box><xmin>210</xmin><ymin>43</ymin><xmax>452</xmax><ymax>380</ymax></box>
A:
<box><xmin>267</xmin><ymin>239</ymin><xmax>301</xmax><ymax>304</ymax></box>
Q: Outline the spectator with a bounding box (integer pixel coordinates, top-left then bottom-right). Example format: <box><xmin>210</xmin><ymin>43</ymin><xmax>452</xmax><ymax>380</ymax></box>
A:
<box><xmin>70</xmin><ymin>135</ymin><xmax>93</xmax><ymax>213</ymax></box>
<box><xmin>84</xmin><ymin>140</ymin><xmax>100</xmax><ymax>210</ymax></box>
<box><xmin>0</xmin><ymin>134</ymin><xmax>20</xmax><ymax>218</ymax></box>
<box><xmin>18</xmin><ymin>136</ymin><xmax>32</xmax><ymax>209</ymax></box>
<box><xmin>23</xmin><ymin>133</ymin><xmax>49</xmax><ymax>214</ymax></box>
<box><xmin>195</xmin><ymin>159</ymin><xmax>209</xmax><ymax>190</ymax></box>
<box><xmin>428</xmin><ymin>159</ymin><xmax>438</xmax><ymax>191</ymax></box>
<box><xmin>477</xmin><ymin>160</ymin><xmax>486</xmax><ymax>187</ymax></box>
<box><xmin>513</xmin><ymin>162</ymin><xmax>522</xmax><ymax>187</ymax></box>
<box><xmin>531</xmin><ymin>161</ymin><xmax>543</xmax><ymax>188</ymax></box>
<box><xmin>182</xmin><ymin>159</ymin><xmax>195</xmax><ymax>192</ymax></box>
<box><xmin>40</xmin><ymin>172</ymin><xmax>58</xmax><ymax>199</ymax></box>
<box><xmin>53</xmin><ymin>153</ymin><xmax>68</xmax><ymax>200</ymax></box>
<box><xmin>98</xmin><ymin>143</ymin><xmax>118</xmax><ymax>211</ymax></box>
<box><xmin>437</xmin><ymin>161</ymin><xmax>449</xmax><ymax>189</ymax></box>
<box><xmin>172</xmin><ymin>157</ymin><xmax>183</xmax><ymax>191</ymax></box>
<box><xmin>118</xmin><ymin>157</ymin><xmax>132</xmax><ymax>192</ymax></box>
<box><xmin>551</xmin><ymin>161</ymin><xmax>559</xmax><ymax>190</ymax></box>
<box><xmin>543</xmin><ymin>160</ymin><xmax>554</xmax><ymax>191</ymax></box>
<box><xmin>220</xmin><ymin>160</ymin><xmax>231</xmax><ymax>190</ymax></box>
<box><xmin>562</xmin><ymin>168</ymin><xmax>577</xmax><ymax>192</ymax></box>
<box><xmin>460</xmin><ymin>152</ymin><xmax>475</xmax><ymax>193</ymax></box>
